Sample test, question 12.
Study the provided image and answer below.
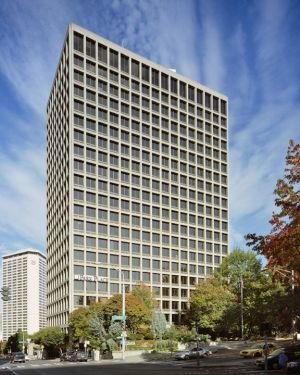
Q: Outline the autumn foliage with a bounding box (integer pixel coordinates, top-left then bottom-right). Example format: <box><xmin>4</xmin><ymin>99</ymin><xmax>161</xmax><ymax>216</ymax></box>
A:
<box><xmin>245</xmin><ymin>140</ymin><xmax>300</xmax><ymax>272</ymax></box>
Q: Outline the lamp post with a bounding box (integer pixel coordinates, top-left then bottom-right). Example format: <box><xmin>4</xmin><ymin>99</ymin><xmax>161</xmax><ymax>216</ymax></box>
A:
<box><xmin>113</xmin><ymin>268</ymin><xmax>126</xmax><ymax>360</ymax></box>
<box><xmin>224</xmin><ymin>273</ymin><xmax>244</xmax><ymax>339</ymax></box>
<box><xmin>240</xmin><ymin>275</ymin><xmax>244</xmax><ymax>340</ymax></box>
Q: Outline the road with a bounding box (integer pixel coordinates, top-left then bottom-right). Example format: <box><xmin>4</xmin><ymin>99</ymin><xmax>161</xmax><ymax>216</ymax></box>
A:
<box><xmin>0</xmin><ymin>354</ymin><xmax>285</xmax><ymax>375</ymax></box>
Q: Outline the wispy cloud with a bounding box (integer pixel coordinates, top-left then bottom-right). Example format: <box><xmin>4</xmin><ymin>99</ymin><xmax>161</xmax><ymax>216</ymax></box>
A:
<box><xmin>0</xmin><ymin>0</ymin><xmax>299</xmax><ymax>258</ymax></box>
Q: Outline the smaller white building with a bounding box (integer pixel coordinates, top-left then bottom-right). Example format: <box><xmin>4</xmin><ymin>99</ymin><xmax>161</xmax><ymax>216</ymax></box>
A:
<box><xmin>2</xmin><ymin>249</ymin><xmax>47</xmax><ymax>341</ymax></box>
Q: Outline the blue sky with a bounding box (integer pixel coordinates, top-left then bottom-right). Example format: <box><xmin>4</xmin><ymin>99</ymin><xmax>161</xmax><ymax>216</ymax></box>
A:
<box><xmin>0</xmin><ymin>0</ymin><xmax>299</xmax><ymax>257</ymax></box>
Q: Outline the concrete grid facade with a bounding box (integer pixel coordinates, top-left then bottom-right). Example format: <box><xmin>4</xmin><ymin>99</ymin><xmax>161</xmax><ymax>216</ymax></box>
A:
<box><xmin>47</xmin><ymin>23</ymin><xmax>229</xmax><ymax>327</ymax></box>
<box><xmin>2</xmin><ymin>249</ymin><xmax>47</xmax><ymax>340</ymax></box>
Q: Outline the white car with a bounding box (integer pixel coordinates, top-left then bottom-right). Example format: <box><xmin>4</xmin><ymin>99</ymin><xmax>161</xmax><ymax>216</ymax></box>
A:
<box><xmin>175</xmin><ymin>347</ymin><xmax>212</xmax><ymax>360</ymax></box>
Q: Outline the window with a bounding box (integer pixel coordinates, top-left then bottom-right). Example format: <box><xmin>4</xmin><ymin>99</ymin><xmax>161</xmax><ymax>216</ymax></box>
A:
<box><xmin>188</xmin><ymin>85</ymin><xmax>195</xmax><ymax>101</ymax></box>
<box><xmin>142</xmin><ymin>64</ymin><xmax>150</xmax><ymax>81</ymax></box>
<box><xmin>152</xmin><ymin>69</ymin><xmax>159</xmax><ymax>86</ymax></box>
<box><xmin>74</xmin><ymin>32</ymin><xmax>83</xmax><ymax>53</ymax></box>
<box><xmin>221</xmin><ymin>100</ymin><xmax>227</xmax><ymax>115</ymax></box>
<box><xmin>131</xmin><ymin>59</ymin><xmax>140</xmax><ymax>78</ymax></box>
<box><xmin>161</xmin><ymin>73</ymin><xmax>168</xmax><ymax>90</ymax></box>
<box><xmin>205</xmin><ymin>93</ymin><xmax>211</xmax><ymax>108</ymax></box>
<box><xmin>110</xmin><ymin>49</ymin><xmax>118</xmax><ymax>68</ymax></box>
<box><xmin>98</xmin><ymin>43</ymin><xmax>107</xmax><ymax>63</ymax></box>
<box><xmin>180</xmin><ymin>82</ymin><xmax>186</xmax><ymax>98</ymax></box>
<box><xmin>86</xmin><ymin>38</ymin><xmax>95</xmax><ymax>58</ymax></box>
<box><xmin>86</xmin><ymin>75</ymin><xmax>96</xmax><ymax>88</ymax></box>
<box><xmin>121</xmin><ymin>54</ymin><xmax>129</xmax><ymax>73</ymax></box>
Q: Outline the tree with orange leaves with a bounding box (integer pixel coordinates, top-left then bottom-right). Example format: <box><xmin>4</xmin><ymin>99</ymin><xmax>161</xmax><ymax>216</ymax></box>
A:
<box><xmin>245</xmin><ymin>140</ymin><xmax>300</xmax><ymax>272</ymax></box>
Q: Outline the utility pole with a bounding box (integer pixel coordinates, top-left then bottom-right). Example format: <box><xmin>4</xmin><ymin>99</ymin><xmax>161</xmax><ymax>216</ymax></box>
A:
<box><xmin>121</xmin><ymin>271</ymin><xmax>126</xmax><ymax>360</ymax></box>
<box><xmin>113</xmin><ymin>268</ymin><xmax>126</xmax><ymax>360</ymax></box>
<box><xmin>240</xmin><ymin>275</ymin><xmax>244</xmax><ymax>340</ymax></box>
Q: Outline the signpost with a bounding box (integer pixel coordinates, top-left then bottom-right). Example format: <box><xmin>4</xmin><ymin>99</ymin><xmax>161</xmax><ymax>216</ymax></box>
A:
<box><xmin>112</xmin><ymin>315</ymin><xmax>126</xmax><ymax>321</ymax></box>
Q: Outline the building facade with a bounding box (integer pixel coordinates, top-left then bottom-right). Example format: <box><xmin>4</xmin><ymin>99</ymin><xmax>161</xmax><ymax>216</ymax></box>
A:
<box><xmin>47</xmin><ymin>24</ymin><xmax>229</xmax><ymax>327</ymax></box>
<box><xmin>2</xmin><ymin>249</ymin><xmax>47</xmax><ymax>340</ymax></box>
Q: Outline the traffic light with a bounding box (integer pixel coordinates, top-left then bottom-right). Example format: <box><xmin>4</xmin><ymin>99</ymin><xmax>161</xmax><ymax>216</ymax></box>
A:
<box><xmin>1</xmin><ymin>286</ymin><xmax>10</xmax><ymax>301</ymax></box>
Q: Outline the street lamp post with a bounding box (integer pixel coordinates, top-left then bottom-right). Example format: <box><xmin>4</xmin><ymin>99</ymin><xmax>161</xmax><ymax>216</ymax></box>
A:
<box><xmin>240</xmin><ymin>275</ymin><xmax>244</xmax><ymax>340</ymax></box>
<box><xmin>113</xmin><ymin>268</ymin><xmax>126</xmax><ymax>360</ymax></box>
<box><xmin>121</xmin><ymin>271</ymin><xmax>126</xmax><ymax>361</ymax></box>
<box><xmin>225</xmin><ymin>273</ymin><xmax>244</xmax><ymax>339</ymax></box>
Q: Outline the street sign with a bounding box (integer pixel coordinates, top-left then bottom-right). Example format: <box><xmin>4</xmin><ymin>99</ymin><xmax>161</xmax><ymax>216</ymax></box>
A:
<box><xmin>112</xmin><ymin>315</ymin><xmax>126</xmax><ymax>321</ymax></box>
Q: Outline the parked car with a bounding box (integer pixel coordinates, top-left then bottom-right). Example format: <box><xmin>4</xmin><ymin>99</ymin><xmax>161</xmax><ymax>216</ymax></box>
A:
<box><xmin>10</xmin><ymin>352</ymin><xmax>26</xmax><ymax>363</ymax></box>
<box><xmin>60</xmin><ymin>351</ymin><xmax>74</xmax><ymax>361</ymax></box>
<box><xmin>70</xmin><ymin>351</ymin><xmax>88</xmax><ymax>362</ymax></box>
<box><xmin>175</xmin><ymin>347</ymin><xmax>212</xmax><ymax>360</ymax></box>
<box><xmin>287</xmin><ymin>359</ymin><xmax>300</xmax><ymax>373</ymax></box>
<box><xmin>240</xmin><ymin>342</ymin><xmax>277</xmax><ymax>358</ymax></box>
<box><xmin>256</xmin><ymin>344</ymin><xmax>300</xmax><ymax>371</ymax></box>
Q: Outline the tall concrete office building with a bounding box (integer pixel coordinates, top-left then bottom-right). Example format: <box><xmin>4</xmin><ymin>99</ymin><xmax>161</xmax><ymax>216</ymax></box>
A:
<box><xmin>2</xmin><ymin>249</ymin><xmax>47</xmax><ymax>340</ymax></box>
<box><xmin>47</xmin><ymin>24</ymin><xmax>228</xmax><ymax>327</ymax></box>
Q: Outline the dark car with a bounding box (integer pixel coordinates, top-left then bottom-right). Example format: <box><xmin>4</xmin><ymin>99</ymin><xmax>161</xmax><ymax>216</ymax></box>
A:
<box><xmin>287</xmin><ymin>359</ymin><xmax>300</xmax><ymax>373</ymax></box>
<box><xmin>70</xmin><ymin>351</ymin><xmax>88</xmax><ymax>362</ymax></box>
<box><xmin>256</xmin><ymin>344</ymin><xmax>300</xmax><ymax>370</ymax></box>
<box><xmin>10</xmin><ymin>352</ymin><xmax>25</xmax><ymax>363</ymax></box>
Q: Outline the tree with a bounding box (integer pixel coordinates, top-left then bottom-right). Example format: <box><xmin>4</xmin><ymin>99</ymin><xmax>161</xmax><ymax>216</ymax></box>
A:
<box><xmin>132</xmin><ymin>282</ymin><xmax>157</xmax><ymax>314</ymax></box>
<box><xmin>69</xmin><ymin>305</ymin><xmax>92</xmax><ymax>341</ymax></box>
<box><xmin>5</xmin><ymin>333</ymin><xmax>21</xmax><ymax>354</ymax></box>
<box><xmin>214</xmin><ymin>248</ymin><xmax>292</xmax><ymax>335</ymax></box>
<box><xmin>188</xmin><ymin>278</ymin><xmax>235</xmax><ymax>337</ymax></box>
<box><xmin>31</xmin><ymin>327</ymin><xmax>64</xmax><ymax>358</ymax></box>
<box><xmin>151</xmin><ymin>310</ymin><xmax>167</xmax><ymax>348</ymax></box>
<box><xmin>102</xmin><ymin>293</ymin><xmax>151</xmax><ymax>333</ymax></box>
<box><xmin>215</xmin><ymin>248</ymin><xmax>263</xmax><ymax>292</ymax></box>
<box><xmin>245</xmin><ymin>140</ymin><xmax>300</xmax><ymax>272</ymax></box>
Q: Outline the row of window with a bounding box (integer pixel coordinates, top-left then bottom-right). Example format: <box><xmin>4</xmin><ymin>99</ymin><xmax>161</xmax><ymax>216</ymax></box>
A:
<box><xmin>74</xmin><ymin>198</ymin><xmax>228</xmax><ymax>218</ymax></box>
<box><xmin>73</xmin><ymin>131</ymin><xmax>227</xmax><ymax>158</ymax></box>
<box><xmin>74</xmin><ymin>144</ymin><xmax>227</xmax><ymax>173</ymax></box>
<box><xmin>74</xmin><ymin>201</ymin><xmax>228</xmax><ymax>221</ymax></box>
<box><xmin>75</xmin><ymin>212</ymin><xmax>228</xmax><ymax>228</ymax></box>
<box><xmin>74</xmin><ymin>295</ymin><xmax>188</xmax><ymax>311</ymax></box>
<box><xmin>73</xmin><ymin>34</ymin><xmax>227</xmax><ymax>114</ymax></box>
<box><xmin>74</xmin><ymin>188</ymin><xmax>228</xmax><ymax>210</ymax></box>
<box><xmin>74</xmin><ymin>101</ymin><xmax>227</xmax><ymax>139</ymax></box>
<box><xmin>74</xmin><ymin>160</ymin><xmax>228</xmax><ymax>187</ymax></box>
<box><xmin>74</xmin><ymin>153</ymin><xmax>228</xmax><ymax>184</ymax></box>
<box><xmin>74</xmin><ymin>115</ymin><xmax>227</xmax><ymax>147</ymax></box>
<box><xmin>74</xmin><ymin>77</ymin><xmax>227</xmax><ymax>127</ymax></box>
<box><xmin>73</xmin><ymin>232</ymin><xmax>228</xmax><ymax>253</ymax></box>
<box><xmin>73</xmin><ymin>231</ymin><xmax>228</xmax><ymax>248</ymax></box>
<box><xmin>74</xmin><ymin>253</ymin><xmax>221</xmax><ymax>273</ymax></box>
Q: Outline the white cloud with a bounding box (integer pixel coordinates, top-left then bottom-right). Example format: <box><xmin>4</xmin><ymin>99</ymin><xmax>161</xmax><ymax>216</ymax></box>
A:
<box><xmin>0</xmin><ymin>0</ymin><xmax>299</xmax><ymax>258</ymax></box>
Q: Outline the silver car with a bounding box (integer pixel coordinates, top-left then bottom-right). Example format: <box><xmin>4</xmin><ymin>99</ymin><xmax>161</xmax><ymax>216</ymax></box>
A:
<box><xmin>175</xmin><ymin>347</ymin><xmax>212</xmax><ymax>360</ymax></box>
<box><xmin>10</xmin><ymin>352</ymin><xmax>25</xmax><ymax>363</ymax></box>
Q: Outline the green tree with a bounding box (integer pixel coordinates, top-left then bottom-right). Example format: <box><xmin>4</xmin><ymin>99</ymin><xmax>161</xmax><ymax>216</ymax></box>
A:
<box><xmin>151</xmin><ymin>310</ymin><xmax>167</xmax><ymax>348</ymax></box>
<box><xmin>132</xmin><ymin>282</ymin><xmax>157</xmax><ymax>313</ymax></box>
<box><xmin>5</xmin><ymin>332</ymin><xmax>21</xmax><ymax>354</ymax></box>
<box><xmin>215</xmin><ymin>248</ymin><xmax>289</xmax><ymax>336</ymax></box>
<box><xmin>215</xmin><ymin>248</ymin><xmax>263</xmax><ymax>291</ymax></box>
<box><xmin>31</xmin><ymin>327</ymin><xmax>64</xmax><ymax>358</ymax></box>
<box><xmin>189</xmin><ymin>278</ymin><xmax>235</xmax><ymax>337</ymax></box>
<box><xmin>69</xmin><ymin>305</ymin><xmax>92</xmax><ymax>341</ymax></box>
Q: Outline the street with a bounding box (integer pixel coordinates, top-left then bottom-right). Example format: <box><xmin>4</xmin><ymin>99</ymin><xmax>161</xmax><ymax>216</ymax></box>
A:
<box><xmin>0</xmin><ymin>352</ymin><xmax>287</xmax><ymax>375</ymax></box>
